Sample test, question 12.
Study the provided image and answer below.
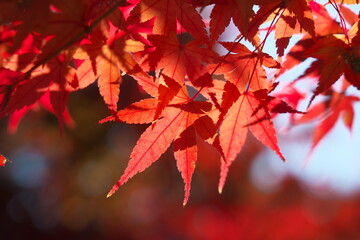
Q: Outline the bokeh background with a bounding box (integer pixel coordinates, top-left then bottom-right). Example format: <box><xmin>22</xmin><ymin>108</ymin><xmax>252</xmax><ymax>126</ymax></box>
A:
<box><xmin>1</xmin><ymin>73</ymin><xmax>360</xmax><ymax>240</ymax></box>
<box><xmin>2</xmin><ymin>2</ymin><xmax>360</xmax><ymax>238</ymax></box>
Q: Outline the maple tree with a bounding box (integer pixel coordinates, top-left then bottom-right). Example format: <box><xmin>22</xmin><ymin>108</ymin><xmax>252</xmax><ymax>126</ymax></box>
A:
<box><xmin>0</xmin><ymin>0</ymin><xmax>360</xmax><ymax>205</ymax></box>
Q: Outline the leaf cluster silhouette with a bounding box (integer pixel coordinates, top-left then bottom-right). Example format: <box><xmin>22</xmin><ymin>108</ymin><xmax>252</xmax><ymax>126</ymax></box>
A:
<box><xmin>0</xmin><ymin>0</ymin><xmax>359</xmax><ymax>204</ymax></box>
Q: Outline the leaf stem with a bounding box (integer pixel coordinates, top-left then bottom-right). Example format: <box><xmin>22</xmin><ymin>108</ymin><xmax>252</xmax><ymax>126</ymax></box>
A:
<box><xmin>245</xmin><ymin>6</ymin><xmax>285</xmax><ymax>93</ymax></box>
<box><xmin>328</xmin><ymin>0</ymin><xmax>350</xmax><ymax>44</ymax></box>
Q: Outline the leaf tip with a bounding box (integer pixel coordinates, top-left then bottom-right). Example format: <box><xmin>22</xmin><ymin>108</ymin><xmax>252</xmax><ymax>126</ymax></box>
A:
<box><xmin>183</xmin><ymin>190</ymin><xmax>190</xmax><ymax>207</ymax></box>
<box><xmin>106</xmin><ymin>189</ymin><xmax>115</xmax><ymax>198</ymax></box>
<box><xmin>106</xmin><ymin>183</ymin><xmax>120</xmax><ymax>198</ymax></box>
<box><xmin>98</xmin><ymin>116</ymin><xmax>114</xmax><ymax>124</ymax></box>
<box><xmin>307</xmin><ymin>94</ymin><xmax>317</xmax><ymax>110</ymax></box>
<box><xmin>278</xmin><ymin>152</ymin><xmax>286</xmax><ymax>162</ymax></box>
<box><xmin>218</xmin><ymin>185</ymin><xmax>223</xmax><ymax>194</ymax></box>
<box><xmin>218</xmin><ymin>158</ymin><xmax>229</xmax><ymax>194</ymax></box>
<box><xmin>275</xmin><ymin>148</ymin><xmax>286</xmax><ymax>162</ymax></box>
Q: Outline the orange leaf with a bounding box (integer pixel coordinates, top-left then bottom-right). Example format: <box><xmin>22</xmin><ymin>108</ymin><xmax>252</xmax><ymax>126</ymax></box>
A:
<box><xmin>219</xmin><ymin>91</ymin><xmax>285</xmax><ymax>192</ymax></box>
<box><xmin>99</xmin><ymin>98</ymin><xmax>158</xmax><ymax>124</ymax></box>
<box><xmin>107</xmin><ymin>106</ymin><xmax>185</xmax><ymax>197</ymax></box>
<box><xmin>219</xmin><ymin>95</ymin><xmax>248</xmax><ymax>192</ymax></box>
<box><xmin>310</xmin><ymin>1</ymin><xmax>343</xmax><ymax>36</ymax></box>
<box><xmin>75</xmin><ymin>32</ymin><xmax>145</xmax><ymax>112</ymax></box>
<box><xmin>129</xmin><ymin>0</ymin><xmax>207</xmax><ymax>40</ymax></box>
<box><xmin>173</xmin><ymin>111</ymin><xmax>197</xmax><ymax>206</ymax></box>
<box><xmin>244</xmin><ymin>92</ymin><xmax>285</xmax><ymax>161</ymax></box>
<box><xmin>209</xmin><ymin>0</ymin><xmax>255</xmax><ymax>45</ymax></box>
<box><xmin>154</xmin><ymin>74</ymin><xmax>182</xmax><ymax>121</ymax></box>
<box><xmin>148</xmin><ymin>33</ymin><xmax>217</xmax><ymax>87</ymax></box>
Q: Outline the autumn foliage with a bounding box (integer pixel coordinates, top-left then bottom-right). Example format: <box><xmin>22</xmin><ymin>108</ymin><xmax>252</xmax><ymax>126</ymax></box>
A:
<box><xmin>0</xmin><ymin>0</ymin><xmax>360</xmax><ymax>205</ymax></box>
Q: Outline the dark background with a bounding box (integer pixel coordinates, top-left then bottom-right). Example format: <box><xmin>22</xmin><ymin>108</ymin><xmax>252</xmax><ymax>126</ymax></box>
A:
<box><xmin>1</xmin><ymin>77</ymin><xmax>360</xmax><ymax>240</ymax></box>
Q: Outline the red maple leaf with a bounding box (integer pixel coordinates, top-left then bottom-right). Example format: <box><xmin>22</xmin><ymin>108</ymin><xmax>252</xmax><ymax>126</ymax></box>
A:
<box><xmin>218</xmin><ymin>90</ymin><xmax>288</xmax><ymax>192</ymax></box>
<box><xmin>309</xmin><ymin>1</ymin><xmax>343</xmax><ymax>36</ymax></box>
<box><xmin>105</xmin><ymin>81</ymin><xmax>218</xmax><ymax>204</ymax></box>
<box><xmin>209</xmin><ymin>0</ymin><xmax>256</xmax><ymax>45</ymax></box>
<box><xmin>210</xmin><ymin>41</ymin><xmax>280</xmax><ymax>127</ymax></box>
<box><xmin>147</xmin><ymin>33</ymin><xmax>218</xmax><ymax>87</ymax></box>
<box><xmin>128</xmin><ymin>0</ymin><xmax>208</xmax><ymax>40</ymax></box>
<box><xmin>278</xmin><ymin>19</ymin><xmax>360</xmax><ymax>106</ymax></box>
<box><xmin>0</xmin><ymin>56</ymin><xmax>76</xmax><ymax>123</ymax></box>
<box><xmin>75</xmin><ymin>25</ymin><xmax>146</xmax><ymax>113</ymax></box>
<box><xmin>250</xmin><ymin>0</ymin><xmax>315</xmax><ymax>55</ymax></box>
<box><xmin>295</xmin><ymin>89</ymin><xmax>359</xmax><ymax>152</ymax></box>
<box><xmin>303</xmin><ymin>23</ymin><xmax>360</xmax><ymax>103</ymax></box>
<box><xmin>1</xmin><ymin>0</ymin><xmax>360</xmax><ymax>206</ymax></box>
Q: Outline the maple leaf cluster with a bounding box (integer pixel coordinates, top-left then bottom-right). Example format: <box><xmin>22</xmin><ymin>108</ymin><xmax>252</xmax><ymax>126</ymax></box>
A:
<box><xmin>0</xmin><ymin>0</ymin><xmax>359</xmax><ymax>204</ymax></box>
